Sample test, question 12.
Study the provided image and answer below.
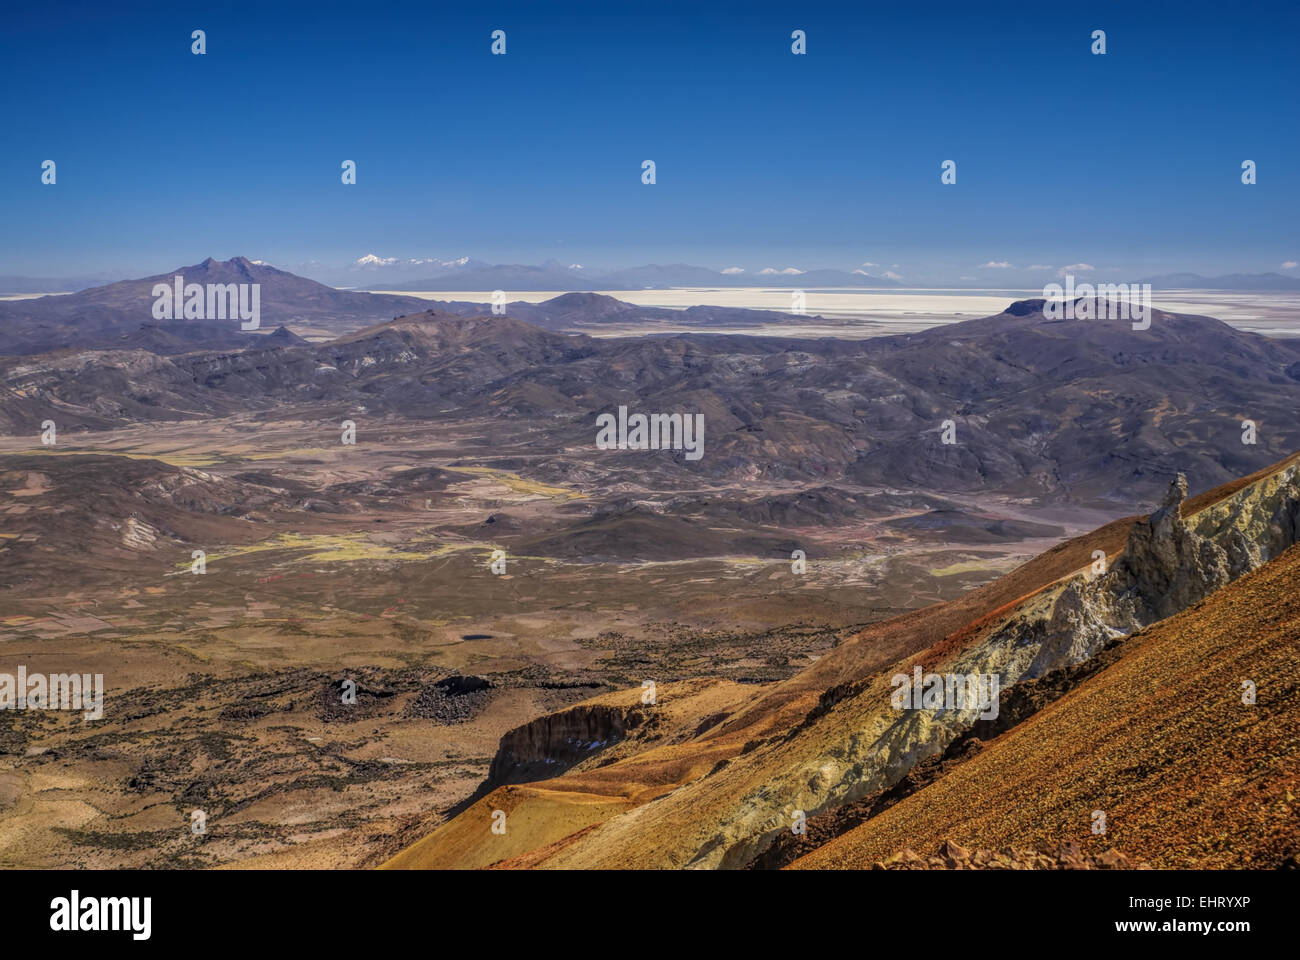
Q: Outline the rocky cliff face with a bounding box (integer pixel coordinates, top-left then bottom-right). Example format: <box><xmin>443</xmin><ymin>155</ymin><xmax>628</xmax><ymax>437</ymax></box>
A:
<box><xmin>487</xmin><ymin>702</ymin><xmax>654</xmax><ymax>787</ymax></box>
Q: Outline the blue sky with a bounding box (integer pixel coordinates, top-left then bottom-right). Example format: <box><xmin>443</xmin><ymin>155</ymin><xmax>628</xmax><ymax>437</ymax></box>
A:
<box><xmin>2</xmin><ymin>0</ymin><xmax>1297</xmax><ymax>281</ymax></box>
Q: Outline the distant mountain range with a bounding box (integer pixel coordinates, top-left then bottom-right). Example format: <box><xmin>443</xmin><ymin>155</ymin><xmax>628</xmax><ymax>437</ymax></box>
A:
<box><xmin>0</xmin><ymin>259</ymin><xmax>859</xmax><ymax>355</ymax></box>
<box><xmin>8</xmin><ymin>258</ymin><xmax>1300</xmax><ymax>295</ymax></box>
<box><xmin>0</xmin><ymin>257</ymin><xmax>857</xmax><ymax>356</ymax></box>
<box><xmin>1140</xmin><ymin>271</ymin><xmax>1300</xmax><ymax>291</ymax></box>
<box><xmin>6</xmin><ymin>255</ymin><xmax>1299</xmax><ymax>363</ymax></box>
<box><xmin>336</xmin><ymin>257</ymin><xmax>903</xmax><ymax>291</ymax></box>
<box><xmin>422</xmin><ymin>291</ymin><xmax>846</xmax><ymax>333</ymax></box>
<box><xmin>351</xmin><ymin>261</ymin><xmax>1300</xmax><ymax>292</ymax></box>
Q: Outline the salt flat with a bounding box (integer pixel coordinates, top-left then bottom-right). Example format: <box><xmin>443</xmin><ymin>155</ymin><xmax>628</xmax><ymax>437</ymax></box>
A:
<box><xmin>375</xmin><ymin>287</ymin><xmax>1300</xmax><ymax>338</ymax></box>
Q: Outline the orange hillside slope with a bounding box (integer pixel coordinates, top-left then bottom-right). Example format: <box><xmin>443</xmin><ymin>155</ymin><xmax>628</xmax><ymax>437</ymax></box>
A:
<box><xmin>793</xmin><ymin>541</ymin><xmax>1300</xmax><ymax>869</ymax></box>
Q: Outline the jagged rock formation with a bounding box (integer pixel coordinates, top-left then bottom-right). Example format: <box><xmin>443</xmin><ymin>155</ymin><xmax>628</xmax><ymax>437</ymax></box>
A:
<box><xmin>1115</xmin><ymin>474</ymin><xmax>1228</xmax><ymax>621</ymax></box>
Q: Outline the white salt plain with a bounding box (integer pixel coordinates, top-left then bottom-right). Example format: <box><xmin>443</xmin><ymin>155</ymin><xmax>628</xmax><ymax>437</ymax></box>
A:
<box><xmin>375</xmin><ymin>287</ymin><xmax>1300</xmax><ymax>339</ymax></box>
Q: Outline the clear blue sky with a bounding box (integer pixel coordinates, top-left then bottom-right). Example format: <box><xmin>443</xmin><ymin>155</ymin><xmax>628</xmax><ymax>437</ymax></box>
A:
<box><xmin>2</xmin><ymin>0</ymin><xmax>1297</xmax><ymax>281</ymax></box>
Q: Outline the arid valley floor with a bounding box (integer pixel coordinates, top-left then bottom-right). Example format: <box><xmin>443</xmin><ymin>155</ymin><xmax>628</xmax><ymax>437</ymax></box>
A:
<box><xmin>0</xmin><ymin>412</ymin><xmax>1091</xmax><ymax>868</ymax></box>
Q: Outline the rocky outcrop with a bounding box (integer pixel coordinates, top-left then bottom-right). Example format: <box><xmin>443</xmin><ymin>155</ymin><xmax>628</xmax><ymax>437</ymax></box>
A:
<box><xmin>1113</xmin><ymin>474</ymin><xmax>1229</xmax><ymax>622</ymax></box>
<box><xmin>487</xmin><ymin>702</ymin><xmax>654</xmax><ymax>787</ymax></box>
<box><xmin>404</xmin><ymin>675</ymin><xmax>494</xmax><ymax>725</ymax></box>
<box><xmin>1024</xmin><ymin>466</ymin><xmax>1298</xmax><ymax>678</ymax></box>
<box><xmin>871</xmin><ymin>840</ymin><xmax>1151</xmax><ymax>870</ymax></box>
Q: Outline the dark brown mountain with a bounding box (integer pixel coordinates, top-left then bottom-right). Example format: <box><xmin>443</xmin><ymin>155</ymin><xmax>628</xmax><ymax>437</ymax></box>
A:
<box><xmin>0</xmin><ymin>257</ymin><xmax>433</xmax><ymax>355</ymax></box>
<box><xmin>382</xmin><ymin>290</ymin><xmax>851</xmax><ymax>333</ymax></box>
